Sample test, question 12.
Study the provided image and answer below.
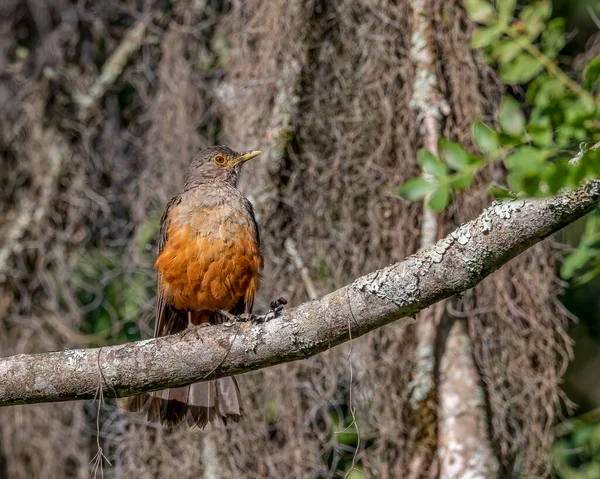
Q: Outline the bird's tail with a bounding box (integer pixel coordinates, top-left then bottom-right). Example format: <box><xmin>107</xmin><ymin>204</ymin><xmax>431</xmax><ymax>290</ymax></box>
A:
<box><xmin>124</xmin><ymin>377</ymin><xmax>243</xmax><ymax>428</ymax></box>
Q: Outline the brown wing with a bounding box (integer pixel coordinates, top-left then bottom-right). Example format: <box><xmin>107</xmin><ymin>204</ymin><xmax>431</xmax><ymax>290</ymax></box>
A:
<box><xmin>154</xmin><ymin>194</ymin><xmax>185</xmax><ymax>337</ymax></box>
<box><xmin>232</xmin><ymin>198</ymin><xmax>263</xmax><ymax>317</ymax></box>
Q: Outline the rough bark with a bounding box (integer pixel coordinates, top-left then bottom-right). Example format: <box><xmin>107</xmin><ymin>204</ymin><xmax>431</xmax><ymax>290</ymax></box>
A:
<box><xmin>408</xmin><ymin>0</ymin><xmax>448</xmax><ymax>475</ymax></box>
<box><xmin>409</xmin><ymin>3</ymin><xmax>500</xmax><ymax>473</ymax></box>
<box><xmin>438</xmin><ymin>316</ymin><xmax>500</xmax><ymax>478</ymax></box>
<box><xmin>1</xmin><ymin>179</ymin><xmax>599</xmax><ymax>407</ymax></box>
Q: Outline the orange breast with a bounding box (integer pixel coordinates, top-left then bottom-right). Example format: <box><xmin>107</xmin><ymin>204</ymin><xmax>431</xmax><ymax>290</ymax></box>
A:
<box><xmin>155</xmin><ymin>221</ymin><xmax>263</xmax><ymax>313</ymax></box>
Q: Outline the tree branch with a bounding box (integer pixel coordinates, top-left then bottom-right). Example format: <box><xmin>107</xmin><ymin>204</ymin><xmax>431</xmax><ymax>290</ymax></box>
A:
<box><xmin>1</xmin><ymin>181</ymin><xmax>599</xmax><ymax>407</ymax></box>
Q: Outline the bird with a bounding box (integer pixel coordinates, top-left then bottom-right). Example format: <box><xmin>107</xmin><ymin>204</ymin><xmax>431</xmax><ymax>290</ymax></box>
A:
<box><xmin>125</xmin><ymin>145</ymin><xmax>264</xmax><ymax>428</ymax></box>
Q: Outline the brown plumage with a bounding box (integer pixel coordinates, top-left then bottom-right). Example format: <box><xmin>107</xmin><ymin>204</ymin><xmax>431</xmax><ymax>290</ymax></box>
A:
<box><xmin>125</xmin><ymin>146</ymin><xmax>264</xmax><ymax>427</ymax></box>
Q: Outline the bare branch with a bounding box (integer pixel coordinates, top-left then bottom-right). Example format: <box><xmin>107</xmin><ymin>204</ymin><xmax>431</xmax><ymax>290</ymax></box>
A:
<box><xmin>73</xmin><ymin>20</ymin><xmax>147</xmax><ymax>121</ymax></box>
<box><xmin>1</xmin><ymin>181</ymin><xmax>599</xmax><ymax>407</ymax></box>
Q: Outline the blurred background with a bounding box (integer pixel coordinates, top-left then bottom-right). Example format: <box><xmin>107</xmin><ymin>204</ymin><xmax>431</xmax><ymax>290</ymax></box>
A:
<box><xmin>0</xmin><ymin>0</ymin><xmax>599</xmax><ymax>477</ymax></box>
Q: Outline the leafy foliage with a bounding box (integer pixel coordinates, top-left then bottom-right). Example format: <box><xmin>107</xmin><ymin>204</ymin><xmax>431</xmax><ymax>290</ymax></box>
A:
<box><xmin>397</xmin><ymin>2</ymin><xmax>600</xmax><ymax>475</ymax></box>
<box><xmin>75</xmin><ymin>249</ymin><xmax>151</xmax><ymax>344</ymax></box>
<box><xmin>561</xmin><ymin>206</ymin><xmax>600</xmax><ymax>285</ymax></box>
<box><xmin>553</xmin><ymin>410</ymin><xmax>600</xmax><ymax>478</ymax></box>
<box><xmin>398</xmin><ymin>0</ymin><xmax>600</xmax><ymax>209</ymax></box>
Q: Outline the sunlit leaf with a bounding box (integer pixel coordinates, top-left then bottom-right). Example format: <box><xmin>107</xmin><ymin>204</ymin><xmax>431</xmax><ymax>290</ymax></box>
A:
<box><xmin>449</xmin><ymin>171</ymin><xmax>474</xmax><ymax>190</ymax></box>
<box><xmin>427</xmin><ymin>184</ymin><xmax>451</xmax><ymax>211</ymax></box>
<box><xmin>473</xmin><ymin>120</ymin><xmax>500</xmax><ymax>154</ymax></box>
<box><xmin>418</xmin><ymin>149</ymin><xmax>448</xmax><ymax>178</ymax></box>
<box><xmin>499</xmin><ymin>96</ymin><xmax>526</xmax><ymax>136</ymax></box>
<box><xmin>541</xmin><ymin>18</ymin><xmax>565</xmax><ymax>58</ymax></box>
<box><xmin>562</xmin><ymin>96</ymin><xmax>597</xmax><ymax>125</ymax></box>
<box><xmin>500</xmin><ymin>54</ymin><xmax>543</xmax><ymax>83</ymax></box>
<box><xmin>439</xmin><ymin>138</ymin><xmax>470</xmax><ymax>170</ymax></box>
<box><xmin>526</xmin><ymin>75</ymin><xmax>565</xmax><ymax>105</ymax></box>
<box><xmin>464</xmin><ymin>0</ymin><xmax>495</xmax><ymax>24</ymax></box>
<box><xmin>518</xmin><ymin>0</ymin><xmax>552</xmax><ymax>39</ymax></box>
<box><xmin>397</xmin><ymin>178</ymin><xmax>435</xmax><ymax>201</ymax></box>
<box><xmin>493</xmin><ymin>40</ymin><xmax>522</xmax><ymax>65</ymax></box>
<box><xmin>497</xmin><ymin>0</ymin><xmax>516</xmax><ymax>26</ymax></box>
<box><xmin>471</xmin><ymin>25</ymin><xmax>503</xmax><ymax>48</ymax></box>
<box><xmin>526</xmin><ymin>123</ymin><xmax>553</xmax><ymax>147</ymax></box>
<box><xmin>506</xmin><ymin>146</ymin><xmax>546</xmax><ymax>173</ymax></box>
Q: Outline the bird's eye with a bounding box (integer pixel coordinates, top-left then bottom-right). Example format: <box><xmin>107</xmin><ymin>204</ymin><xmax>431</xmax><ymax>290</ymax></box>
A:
<box><xmin>213</xmin><ymin>154</ymin><xmax>227</xmax><ymax>166</ymax></box>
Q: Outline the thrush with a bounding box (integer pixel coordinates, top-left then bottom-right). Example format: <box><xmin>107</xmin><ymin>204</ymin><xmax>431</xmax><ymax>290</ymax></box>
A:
<box><xmin>125</xmin><ymin>145</ymin><xmax>264</xmax><ymax>427</ymax></box>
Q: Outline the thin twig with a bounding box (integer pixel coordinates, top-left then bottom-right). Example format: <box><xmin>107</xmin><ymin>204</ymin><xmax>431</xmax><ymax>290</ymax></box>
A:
<box><xmin>284</xmin><ymin>238</ymin><xmax>318</xmax><ymax>300</ymax></box>
<box><xmin>73</xmin><ymin>19</ymin><xmax>148</xmax><ymax>121</ymax></box>
<box><xmin>341</xmin><ymin>288</ymin><xmax>361</xmax><ymax>479</ymax></box>
<box><xmin>505</xmin><ymin>26</ymin><xmax>597</xmax><ymax>104</ymax></box>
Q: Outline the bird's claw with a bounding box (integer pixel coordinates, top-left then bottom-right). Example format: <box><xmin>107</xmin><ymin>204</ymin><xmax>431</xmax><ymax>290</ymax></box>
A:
<box><xmin>253</xmin><ymin>297</ymin><xmax>288</xmax><ymax>323</ymax></box>
<box><xmin>270</xmin><ymin>297</ymin><xmax>288</xmax><ymax>311</ymax></box>
<box><xmin>180</xmin><ymin>324</ymin><xmax>208</xmax><ymax>341</ymax></box>
<box><xmin>235</xmin><ymin>313</ymin><xmax>252</xmax><ymax>323</ymax></box>
<box><xmin>219</xmin><ymin>297</ymin><xmax>287</xmax><ymax>324</ymax></box>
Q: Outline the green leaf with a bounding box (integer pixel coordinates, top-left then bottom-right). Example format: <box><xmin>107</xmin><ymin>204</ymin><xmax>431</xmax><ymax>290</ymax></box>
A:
<box><xmin>449</xmin><ymin>171</ymin><xmax>474</xmax><ymax>190</ymax></box>
<box><xmin>507</xmin><ymin>170</ymin><xmax>545</xmax><ymax>196</ymax></box>
<box><xmin>497</xmin><ymin>132</ymin><xmax>522</xmax><ymax>148</ymax></box>
<box><xmin>471</xmin><ymin>25</ymin><xmax>503</xmax><ymax>48</ymax></box>
<box><xmin>576</xmin><ymin>265</ymin><xmax>600</xmax><ymax>286</ymax></box>
<box><xmin>493</xmin><ymin>40</ymin><xmax>522</xmax><ymax>65</ymax></box>
<box><xmin>526</xmin><ymin>123</ymin><xmax>553</xmax><ymax>147</ymax></box>
<box><xmin>555</xmin><ymin>125</ymin><xmax>576</xmax><ymax>147</ymax></box>
<box><xmin>427</xmin><ymin>184</ymin><xmax>451</xmax><ymax>211</ymax></box>
<box><xmin>521</xmin><ymin>172</ymin><xmax>542</xmax><ymax>195</ymax></box>
<box><xmin>464</xmin><ymin>0</ymin><xmax>495</xmax><ymax>24</ymax></box>
<box><xmin>584</xmin><ymin>208</ymin><xmax>600</xmax><ymax>237</ymax></box>
<box><xmin>562</xmin><ymin>96</ymin><xmax>597</xmax><ymax>125</ymax></box>
<box><xmin>561</xmin><ymin>246</ymin><xmax>591</xmax><ymax>280</ymax></box>
<box><xmin>499</xmin><ymin>96</ymin><xmax>526</xmax><ymax>136</ymax></box>
<box><xmin>488</xmin><ymin>185</ymin><xmax>518</xmax><ymax>199</ymax></box>
<box><xmin>541</xmin><ymin>18</ymin><xmax>565</xmax><ymax>58</ymax></box>
<box><xmin>526</xmin><ymin>75</ymin><xmax>565</xmax><ymax>105</ymax></box>
<box><xmin>518</xmin><ymin>0</ymin><xmax>552</xmax><ymax>40</ymax></box>
<box><xmin>506</xmin><ymin>146</ymin><xmax>546</xmax><ymax>173</ymax></box>
<box><xmin>500</xmin><ymin>53</ymin><xmax>543</xmax><ymax>83</ymax></box>
<box><xmin>582</xmin><ymin>55</ymin><xmax>600</xmax><ymax>92</ymax></box>
<box><xmin>583</xmin><ymin>148</ymin><xmax>600</xmax><ymax>176</ymax></box>
<box><xmin>578</xmin><ymin>148</ymin><xmax>600</xmax><ymax>178</ymax></box>
<box><xmin>439</xmin><ymin>139</ymin><xmax>470</xmax><ymax>170</ymax></box>
<box><xmin>418</xmin><ymin>149</ymin><xmax>448</xmax><ymax>178</ymax></box>
<box><xmin>397</xmin><ymin>178</ymin><xmax>435</xmax><ymax>201</ymax></box>
<box><xmin>507</xmin><ymin>171</ymin><xmax>522</xmax><ymax>192</ymax></box>
<box><xmin>545</xmin><ymin>159</ymin><xmax>571</xmax><ymax>193</ymax></box>
<box><xmin>497</xmin><ymin>0</ymin><xmax>516</xmax><ymax>26</ymax></box>
<box><xmin>473</xmin><ymin>120</ymin><xmax>500</xmax><ymax>154</ymax></box>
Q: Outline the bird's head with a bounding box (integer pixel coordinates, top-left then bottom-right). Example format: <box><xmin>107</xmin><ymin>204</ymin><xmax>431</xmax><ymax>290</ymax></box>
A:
<box><xmin>184</xmin><ymin>145</ymin><xmax>262</xmax><ymax>189</ymax></box>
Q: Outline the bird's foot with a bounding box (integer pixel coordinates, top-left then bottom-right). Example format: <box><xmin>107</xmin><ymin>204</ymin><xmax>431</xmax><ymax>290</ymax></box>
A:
<box><xmin>253</xmin><ymin>297</ymin><xmax>288</xmax><ymax>323</ymax></box>
<box><xmin>180</xmin><ymin>323</ymin><xmax>210</xmax><ymax>340</ymax></box>
<box><xmin>234</xmin><ymin>312</ymin><xmax>252</xmax><ymax>323</ymax></box>
<box><xmin>219</xmin><ymin>309</ymin><xmax>239</xmax><ymax>322</ymax></box>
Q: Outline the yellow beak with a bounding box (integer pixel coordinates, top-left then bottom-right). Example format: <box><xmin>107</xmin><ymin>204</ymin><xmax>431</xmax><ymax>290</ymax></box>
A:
<box><xmin>228</xmin><ymin>150</ymin><xmax>262</xmax><ymax>168</ymax></box>
<box><xmin>240</xmin><ymin>150</ymin><xmax>262</xmax><ymax>162</ymax></box>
